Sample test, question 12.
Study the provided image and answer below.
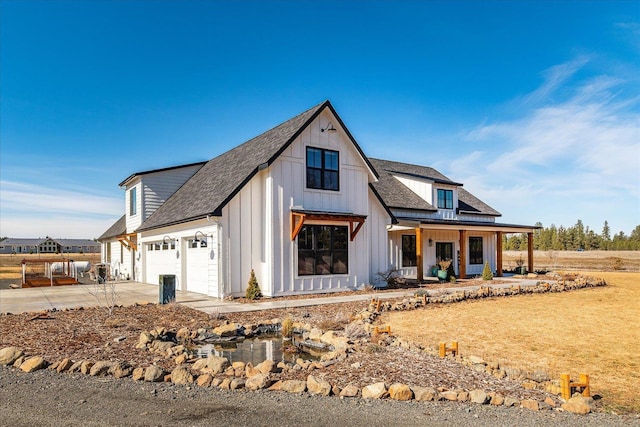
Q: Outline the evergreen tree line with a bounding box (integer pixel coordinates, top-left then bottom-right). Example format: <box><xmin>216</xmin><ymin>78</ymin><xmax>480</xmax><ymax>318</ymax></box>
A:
<box><xmin>503</xmin><ymin>220</ymin><xmax>640</xmax><ymax>251</ymax></box>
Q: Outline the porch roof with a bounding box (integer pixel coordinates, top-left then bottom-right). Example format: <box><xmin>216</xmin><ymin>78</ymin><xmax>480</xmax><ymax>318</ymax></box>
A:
<box><xmin>392</xmin><ymin>217</ymin><xmax>540</xmax><ymax>233</ymax></box>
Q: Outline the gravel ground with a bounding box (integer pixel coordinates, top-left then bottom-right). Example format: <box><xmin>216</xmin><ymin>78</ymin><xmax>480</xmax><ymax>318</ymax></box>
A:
<box><xmin>1</xmin><ymin>366</ymin><xmax>638</xmax><ymax>427</ymax></box>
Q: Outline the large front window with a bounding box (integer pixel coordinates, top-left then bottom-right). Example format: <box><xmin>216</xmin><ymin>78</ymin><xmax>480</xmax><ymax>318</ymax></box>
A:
<box><xmin>402</xmin><ymin>235</ymin><xmax>417</xmax><ymax>267</ymax></box>
<box><xmin>298</xmin><ymin>225</ymin><xmax>348</xmax><ymax>275</ymax></box>
<box><xmin>306</xmin><ymin>147</ymin><xmax>339</xmax><ymax>191</ymax></box>
<box><xmin>469</xmin><ymin>237</ymin><xmax>483</xmax><ymax>264</ymax></box>
<box><xmin>437</xmin><ymin>189</ymin><xmax>453</xmax><ymax>209</ymax></box>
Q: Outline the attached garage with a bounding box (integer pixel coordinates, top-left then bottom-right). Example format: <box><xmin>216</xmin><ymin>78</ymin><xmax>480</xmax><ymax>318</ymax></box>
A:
<box><xmin>182</xmin><ymin>233</ymin><xmax>218</xmax><ymax>296</ymax></box>
<box><xmin>145</xmin><ymin>240</ymin><xmax>178</xmax><ymax>287</ymax></box>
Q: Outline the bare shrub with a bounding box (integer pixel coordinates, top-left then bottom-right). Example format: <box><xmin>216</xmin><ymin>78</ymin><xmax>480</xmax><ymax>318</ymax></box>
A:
<box><xmin>87</xmin><ymin>280</ymin><xmax>119</xmax><ymax>316</ymax></box>
<box><xmin>281</xmin><ymin>317</ymin><xmax>294</xmax><ymax>338</ymax></box>
<box><xmin>319</xmin><ymin>312</ymin><xmax>350</xmax><ymax>331</ymax></box>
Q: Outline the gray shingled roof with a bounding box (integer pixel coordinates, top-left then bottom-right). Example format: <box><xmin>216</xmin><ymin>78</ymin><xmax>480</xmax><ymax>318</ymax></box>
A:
<box><xmin>118</xmin><ymin>161</ymin><xmax>207</xmax><ymax>187</ymax></box>
<box><xmin>98</xmin><ymin>215</ymin><xmax>126</xmax><ymax>241</ymax></box>
<box><xmin>369</xmin><ymin>159</ymin><xmax>436</xmax><ymax>212</ymax></box>
<box><xmin>138</xmin><ymin>100</ymin><xmax>376</xmax><ymax>232</ymax></box>
<box><xmin>369</xmin><ymin>158</ymin><xmax>500</xmax><ymax>217</ymax></box>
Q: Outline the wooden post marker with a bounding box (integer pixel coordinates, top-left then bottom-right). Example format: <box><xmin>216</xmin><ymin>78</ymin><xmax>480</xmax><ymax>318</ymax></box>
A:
<box><xmin>439</xmin><ymin>341</ymin><xmax>459</xmax><ymax>358</ymax></box>
<box><xmin>374</xmin><ymin>325</ymin><xmax>392</xmax><ymax>336</ymax></box>
<box><xmin>371</xmin><ymin>298</ymin><xmax>382</xmax><ymax>312</ymax></box>
<box><xmin>560</xmin><ymin>373</ymin><xmax>590</xmax><ymax>400</ymax></box>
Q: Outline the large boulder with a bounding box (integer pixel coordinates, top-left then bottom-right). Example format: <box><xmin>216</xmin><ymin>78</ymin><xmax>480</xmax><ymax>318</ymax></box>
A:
<box><xmin>0</xmin><ymin>347</ymin><xmax>24</xmax><ymax>366</ymax></box>
<box><xmin>256</xmin><ymin>359</ymin><xmax>277</xmax><ymax>374</ymax></box>
<box><xmin>306</xmin><ymin>375</ymin><xmax>331</xmax><ymax>396</ymax></box>
<box><xmin>362</xmin><ymin>382</ymin><xmax>387</xmax><ymax>399</ymax></box>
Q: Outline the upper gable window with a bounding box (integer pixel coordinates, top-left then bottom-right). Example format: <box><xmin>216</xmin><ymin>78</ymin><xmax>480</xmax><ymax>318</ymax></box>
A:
<box><xmin>437</xmin><ymin>189</ymin><xmax>453</xmax><ymax>210</ymax></box>
<box><xmin>129</xmin><ymin>188</ymin><xmax>137</xmax><ymax>216</ymax></box>
<box><xmin>306</xmin><ymin>147</ymin><xmax>339</xmax><ymax>191</ymax></box>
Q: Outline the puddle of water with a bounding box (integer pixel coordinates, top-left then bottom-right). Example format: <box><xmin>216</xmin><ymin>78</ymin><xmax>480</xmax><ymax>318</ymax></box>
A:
<box><xmin>194</xmin><ymin>335</ymin><xmax>327</xmax><ymax>364</ymax></box>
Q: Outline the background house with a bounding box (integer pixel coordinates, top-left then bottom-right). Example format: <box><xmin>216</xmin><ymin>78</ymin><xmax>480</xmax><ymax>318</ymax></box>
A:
<box><xmin>0</xmin><ymin>237</ymin><xmax>100</xmax><ymax>255</ymax></box>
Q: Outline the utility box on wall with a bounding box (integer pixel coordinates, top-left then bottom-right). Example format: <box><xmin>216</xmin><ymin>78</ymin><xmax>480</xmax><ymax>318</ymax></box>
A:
<box><xmin>159</xmin><ymin>274</ymin><xmax>176</xmax><ymax>304</ymax></box>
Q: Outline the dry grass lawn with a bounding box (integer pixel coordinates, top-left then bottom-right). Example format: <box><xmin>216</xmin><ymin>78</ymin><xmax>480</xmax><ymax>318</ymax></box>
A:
<box><xmin>382</xmin><ymin>271</ymin><xmax>640</xmax><ymax>414</ymax></box>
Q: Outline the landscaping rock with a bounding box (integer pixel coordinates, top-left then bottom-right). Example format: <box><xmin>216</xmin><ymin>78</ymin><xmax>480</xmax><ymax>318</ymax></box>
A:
<box><xmin>171</xmin><ymin>366</ymin><xmax>193</xmax><ymax>385</ymax></box>
<box><xmin>388</xmin><ymin>383</ymin><xmax>413</xmax><ymax>401</ymax></box>
<box><xmin>561</xmin><ymin>395</ymin><xmax>593</xmax><ymax>414</ymax></box>
<box><xmin>20</xmin><ymin>356</ymin><xmax>46</xmax><ymax>373</ymax></box>
<box><xmin>339</xmin><ymin>384</ymin><xmax>360</xmax><ymax>398</ymax></box>
<box><xmin>362</xmin><ymin>382</ymin><xmax>387</xmax><ymax>399</ymax></box>
<box><xmin>306</xmin><ymin>375</ymin><xmax>331</xmax><ymax>396</ymax></box>
<box><xmin>441</xmin><ymin>390</ymin><xmax>458</xmax><ymax>401</ymax></box>
<box><xmin>219</xmin><ymin>378</ymin><xmax>231</xmax><ymax>390</ymax></box>
<box><xmin>212</xmin><ymin>322</ymin><xmax>238</xmax><ymax>337</ymax></box>
<box><xmin>144</xmin><ymin>366</ymin><xmax>165</xmax><ymax>382</ymax></box>
<box><xmin>56</xmin><ymin>358</ymin><xmax>73</xmax><ymax>373</ymax></box>
<box><xmin>230</xmin><ymin>378</ymin><xmax>244</xmax><ymax>390</ymax></box>
<box><xmin>206</xmin><ymin>355</ymin><xmax>229</xmax><ymax>374</ymax></box>
<box><xmin>0</xmin><ymin>347</ymin><xmax>24</xmax><ymax>366</ymax></box>
<box><xmin>275</xmin><ymin>380</ymin><xmax>307</xmax><ymax>394</ymax></box>
<box><xmin>256</xmin><ymin>359</ymin><xmax>277</xmax><ymax>374</ymax></box>
<box><xmin>521</xmin><ymin>399</ymin><xmax>539</xmax><ymax>411</ymax></box>
<box><xmin>245</xmin><ymin>373</ymin><xmax>271</xmax><ymax>391</ymax></box>
<box><xmin>132</xmin><ymin>367</ymin><xmax>145</xmax><ymax>381</ymax></box>
<box><xmin>89</xmin><ymin>361</ymin><xmax>113</xmax><ymax>377</ymax></box>
<box><xmin>109</xmin><ymin>362</ymin><xmax>133</xmax><ymax>379</ymax></box>
<box><xmin>504</xmin><ymin>396</ymin><xmax>520</xmax><ymax>407</ymax></box>
<box><xmin>457</xmin><ymin>391</ymin><xmax>469</xmax><ymax>402</ymax></box>
<box><xmin>490</xmin><ymin>393</ymin><xmax>505</xmax><ymax>406</ymax></box>
<box><xmin>80</xmin><ymin>361</ymin><xmax>94</xmax><ymax>375</ymax></box>
<box><xmin>412</xmin><ymin>386</ymin><xmax>438</xmax><ymax>402</ymax></box>
<box><xmin>196</xmin><ymin>374</ymin><xmax>213</xmax><ymax>387</ymax></box>
<box><xmin>470</xmin><ymin>389</ymin><xmax>488</xmax><ymax>404</ymax></box>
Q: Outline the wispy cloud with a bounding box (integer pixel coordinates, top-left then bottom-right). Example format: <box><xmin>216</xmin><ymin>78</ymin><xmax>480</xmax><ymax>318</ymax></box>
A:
<box><xmin>450</xmin><ymin>57</ymin><xmax>640</xmax><ymax>232</ymax></box>
<box><xmin>1</xmin><ymin>180</ymin><xmax>122</xmax><ymax>216</ymax></box>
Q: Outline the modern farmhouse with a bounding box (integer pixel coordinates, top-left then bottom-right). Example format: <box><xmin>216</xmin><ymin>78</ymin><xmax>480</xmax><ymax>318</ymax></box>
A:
<box><xmin>99</xmin><ymin>101</ymin><xmax>536</xmax><ymax>297</ymax></box>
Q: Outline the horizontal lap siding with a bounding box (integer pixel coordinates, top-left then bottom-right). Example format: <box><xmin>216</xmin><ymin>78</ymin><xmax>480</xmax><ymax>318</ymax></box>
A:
<box><xmin>142</xmin><ymin>166</ymin><xmax>202</xmax><ymax>220</ymax></box>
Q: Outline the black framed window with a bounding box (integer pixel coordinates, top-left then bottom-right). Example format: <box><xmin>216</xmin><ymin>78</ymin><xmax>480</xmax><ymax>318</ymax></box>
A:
<box><xmin>129</xmin><ymin>187</ymin><xmax>137</xmax><ymax>215</ymax></box>
<box><xmin>437</xmin><ymin>189</ymin><xmax>453</xmax><ymax>209</ymax></box>
<box><xmin>306</xmin><ymin>147</ymin><xmax>339</xmax><ymax>191</ymax></box>
<box><xmin>469</xmin><ymin>237</ymin><xmax>483</xmax><ymax>264</ymax></box>
<box><xmin>402</xmin><ymin>235</ymin><xmax>417</xmax><ymax>267</ymax></box>
<box><xmin>298</xmin><ymin>225</ymin><xmax>348</xmax><ymax>275</ymax></box>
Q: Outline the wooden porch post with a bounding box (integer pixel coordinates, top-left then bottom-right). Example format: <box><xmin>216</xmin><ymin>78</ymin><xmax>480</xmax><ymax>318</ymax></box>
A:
<box><xmin>459</xmin><ymin>230</ymin><xmax>466</xmax><ymax>279</ymax></box>
<box><xmin>416</xmin><ymin>227</ymin><xmax>423</xmax><ymax>281</ymax></box>
<box><xmin>527</xmin><ymin>232</ymin><xmax>534</xmax><ymax>273</ymax></box>
<box><xmin>496</xmin><ymin>231</ymin><xmax>503</xmax><ymax>277</ymax></box>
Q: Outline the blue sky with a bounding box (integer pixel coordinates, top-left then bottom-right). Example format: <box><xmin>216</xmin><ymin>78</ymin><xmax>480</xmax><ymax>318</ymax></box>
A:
<box><xmin>1</xmin><ymin>0</ymin><xmax>639</xmax><ymax>239</ymax></box>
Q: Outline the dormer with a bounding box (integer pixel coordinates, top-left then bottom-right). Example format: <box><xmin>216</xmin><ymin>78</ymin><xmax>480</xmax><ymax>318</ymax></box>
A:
<box><xmin>119</xmin><ymin>161</ymin><xmax>206</xmax><ymax>233</ymax></box>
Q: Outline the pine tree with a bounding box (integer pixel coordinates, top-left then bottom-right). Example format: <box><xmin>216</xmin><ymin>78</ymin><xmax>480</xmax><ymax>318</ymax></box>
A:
<box><xmin>482</xmin><ymin>261</ymin><xmax>493</xmax><ymax>281</ymax></box>
<box><xmin>245</xmin><ymin>269</ymin><xmax>262</xmax><ymax>300</ymax></box>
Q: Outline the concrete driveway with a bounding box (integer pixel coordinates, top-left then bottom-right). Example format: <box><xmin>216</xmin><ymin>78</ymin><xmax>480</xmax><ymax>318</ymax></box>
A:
<box><xmin>0</xmin><ymin>278</ymin><xmax>540</xmax><ymax>315</ymax></box>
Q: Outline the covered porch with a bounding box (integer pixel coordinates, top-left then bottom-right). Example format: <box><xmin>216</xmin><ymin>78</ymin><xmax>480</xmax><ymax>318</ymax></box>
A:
<box><xmin>388</xmin><ymin>220</ymin><xmax>538</xmax><ymax>280</ymax></box>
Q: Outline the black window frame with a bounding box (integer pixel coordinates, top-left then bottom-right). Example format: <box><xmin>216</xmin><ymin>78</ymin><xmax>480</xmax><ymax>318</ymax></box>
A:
<box><xmin>306</xmin><ymin>147</ymin><xmax>339</xmax><ymax>191</ymax></box>
<box><xmin>298</xmin><ymin>225</ymin><xmax>348</xmax><ymax>276</ymax></box>
<box><xmin>401</xmin><ymin>235</ymin><xmax>417</xmax><ymax>267</ymax></box>
<box><xmin>437</xmin><ymin>189</ymin><xmax>453</xmax><ymax>210</ymax></box>
<box><xmin>130</xmin><ymin>187</ymin><xmax>137</xmax><ymax>216</ymax></box>
<box><xmin>469</xmin><ymin>236</ymin><xmax>483</xmax><ymax>265</ymax></box>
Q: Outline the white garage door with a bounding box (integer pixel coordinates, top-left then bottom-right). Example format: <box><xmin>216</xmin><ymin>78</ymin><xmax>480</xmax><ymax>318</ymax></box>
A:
<box><xmin>185</xmin><ymin>239</ymin><xmax>210</xmax><ymax>295</ymax></box>
<box><xmin>146</xmin><ymin>242</ymin><xmax>177</xmax><ymax>286</ymax></box>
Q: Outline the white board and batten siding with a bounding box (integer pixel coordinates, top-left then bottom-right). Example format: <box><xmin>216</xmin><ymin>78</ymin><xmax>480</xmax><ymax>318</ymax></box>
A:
<box><xmin>393</xmin><ymin>174</ymin><xmax>434</xmax><ymax>205</ymax></box>
<box><xmin>389</xmin><ymin>230</ymin><xmax>497</xmax><ymax>278</ymax></box>
<box><xmin>216</xmin><ymin>111</ymin><xmax>390</xmax><ymax>297</ymax></box>
<box><xmin>140</xmin><ymin>220</ymin><xmax>220</xmax><ymax>298</ymax></box>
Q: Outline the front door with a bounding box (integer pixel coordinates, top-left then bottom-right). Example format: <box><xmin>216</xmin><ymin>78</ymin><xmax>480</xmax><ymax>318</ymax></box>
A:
<box><xmin>436</xmin><ymin>242</ymin><xmax>454</xmax><ymax>264</ymax></box>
